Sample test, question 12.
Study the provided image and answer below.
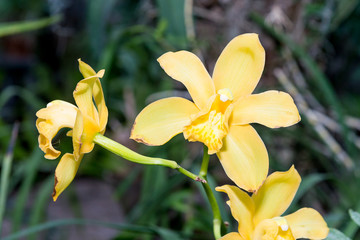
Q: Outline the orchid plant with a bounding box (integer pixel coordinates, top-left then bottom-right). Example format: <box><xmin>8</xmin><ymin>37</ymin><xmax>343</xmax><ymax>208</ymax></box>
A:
<box><xmin>35</xmin><ymin>34</ymin><xmax>328</xmax><ymax>239</ymax></box>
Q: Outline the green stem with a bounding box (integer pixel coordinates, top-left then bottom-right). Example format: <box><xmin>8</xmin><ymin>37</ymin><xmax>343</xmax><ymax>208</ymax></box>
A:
<box><xmin>93</xmin><ymin>134</ymin><xmax>202</xmax><ymax>182</ymax></box>
<box><xmin>199</xmin><ymin>146</ymin><xmax>210</xmax><ymax>177</ymax></box>
<box><xmin>199</xmin><ymin>146</ymin><xmax>222</xmax><ymax>239</ymax></box>
<box><xmin>0</xmin><ymin>123</ymin><xmax>19</xmax><ymax>235</ymax></box>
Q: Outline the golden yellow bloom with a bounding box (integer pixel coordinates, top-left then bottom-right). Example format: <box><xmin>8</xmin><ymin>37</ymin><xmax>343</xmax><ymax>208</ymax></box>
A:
<box><xmin>216</xmin><ymin>166</ymin><xmax>329</xmax><ymax>240</ymax></box>
<box><xmin>36</xmin><ymin>59</ymin><xmax>108</xmax><ymax>201</ymax></box>
<box><xmin>130</xmin><ymin>33</ymin><xmax>300</xmax><ymax>192</ymax></box>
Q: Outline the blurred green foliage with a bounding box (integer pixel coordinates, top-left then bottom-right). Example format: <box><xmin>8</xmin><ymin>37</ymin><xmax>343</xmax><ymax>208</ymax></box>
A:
<box><xmin>1</xmin><ymin>0</ymin><xmax>360</xmax><ymax>239</ymax></box>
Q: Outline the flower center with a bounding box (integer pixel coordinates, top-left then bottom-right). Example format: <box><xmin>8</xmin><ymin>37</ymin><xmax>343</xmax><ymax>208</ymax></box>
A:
<box><xmin>183</xmin><ymin>88</ymin><xmax>233</xmax><ymax>154</ymax></box>
<box><xmin>273</xmin><ymin>217</ymin><xmax>295</xmax><ymax>240</ymax></box>
<box><xmin>218</xmin><ymin>88</ymin><xmax>234</xmax><ymax>102</ymax></box>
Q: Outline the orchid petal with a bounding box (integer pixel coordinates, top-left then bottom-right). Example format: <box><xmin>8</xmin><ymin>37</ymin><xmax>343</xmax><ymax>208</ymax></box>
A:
<box><xmin>78</xmin><ymin>59</ymin><xmax>108</xmax><ymax>132</ymax></box>
<box><xmin>157</xmin><ymin>51</ymin><xmax>215</xmax><ymax>110</ymax></box>
<box><xmin>131</xmin><ymin>97</ymin><xmax>199</xmax><ymax>145</ymax></box>
<box><xmin>52</xmin><ymin>153</ymin><xmax>82</xmax><ymax>201</ymax></box>
<box><xmin>78</xmin><ymin>58</ymin><xmax>97</xmax><ymax>78</ymax></box>
<box><xmin>92</xmin><ymin>78</ymin><xmax>108</xmax><ymax>133</ymax></box>
<box><xmin>212</xmin><ymin>33</ymin><xmax>265</xmax><ymax>100</ymax></box>
<box><xmin>72</xmin><ymin>110</ymin><xmax>85</xmax><ymax>161</ymax></box>
<box><xmin>232</xmin><ymin>91</ymin><xmax>300</xmax><ymax>128</ymax></box>
<box><xmin>73</xmin><ymin>77</ymin><xmax>99</xmax><ymax>122</ymax></box>
<box><xmin>216</xmin><ymin>185</ymin><xmax>254</xmax><ymax>239</ymax></box>
<box><xmin>73</xmin><ymin>72</ymin><xmax>106</xmax><ymax>151</ymax></box>
<box><xmin>253</xmin><ymin>166</ymin><xmax>301</xmax><ymax>225</ymax></box>
<box><xmin>285</xmin><ymin>208</ymin><xmax>329</xmax><ymax>239</ymax></box>
<box><xmin>217</xmin><ymin>124</ymin><xmax>268</xmax><ymax>192</ymax></box>
<box><xmin>36</xmin><ymin>100</ymin><xmax>78</xmax><ymax>159</ymax></box>
<box><xmin>220</xmin><ymin>232</ymin><xmax>245</xmax><ymax>240</ymax></box>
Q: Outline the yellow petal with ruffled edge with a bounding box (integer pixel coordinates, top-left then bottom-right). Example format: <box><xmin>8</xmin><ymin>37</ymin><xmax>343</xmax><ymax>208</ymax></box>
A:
<box><xmin>183</xmin><ymin>94</ymin><xmax>233</xmax><ymax>154</ymax></box>
<box><xmin>220</xmin><ymin>232</ymin><xmax>245</xmax><ymax>240</ymax></box>
<box><xmin>73</xmin><ymin>70</ymin><xmax>107</xmax><ymax>156</ymax></box>
<box><xmin>216</xmin><ymin>185</ymin><xmax>255</xmax><ymax>240</ymax></box>
<box><xmin>92</xmin><ymin>77</ymin><xmax>108</xmax><ymax>133</ymax></box>
<box><xmin>131</xmin><ymin>97</ymin><xmax>199</xmax><ymax>145</ymax></box>
<box><xmin>217</xmin><ymin>124</ymin><xmax>268</xmax><ymax>192</ymax></box>
<box><xmin>285</xmin><ymin>208</ymin><xmax>329</xmax><ymax>239</ymax></box>
<box><xmin>212</xmin><ymin>33</ymin><xmax>265</xmax><ymax>101</ymax></box>
<box><xmin>73</xmin><ymin>80</ymin><xmax>100</xmax><ymax>154</ymax></box>
<box><xmin>36</xmin><ymin>100</ymin><xmax>78</xmax><ymax>159</ymax></box>
<box><xmin>157</xmin><ymin>51</ymin><xmax>215</xmax><ymax>110</ymax></box>
<box><xmin>52</xmin><ymin>153</ymin><xmax>82</xmax><ymax>201</ymax></box>
<box><xmin>78</xmin><ymin>59</ymin><xmax>108</xmax><ymax>132</ymax></box>
<box><xmin>231</xmin><ymin>91</ymin><xmax>300</xmax><ymax>128</ymax></box>
<box><xmin>252</xmin><ymin>166</ymin><xmax>301</xmax><ymax>225</ymax></box>
<box><xmin>73</xmin><ymin>71</ymin><xmax>104</xmax><ymax>122</ymax></box>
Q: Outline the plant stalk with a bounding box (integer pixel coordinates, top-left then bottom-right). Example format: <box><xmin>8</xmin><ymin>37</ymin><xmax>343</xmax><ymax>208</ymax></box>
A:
<box><xmin>93</xmin><ymin>134</ymin><xmax>203</xmax><ymax>182</ymax></box>
<box><xmin>199</xmin><ymin>146</ymin><xmax>222</xmax><ymax>239</ymax></box>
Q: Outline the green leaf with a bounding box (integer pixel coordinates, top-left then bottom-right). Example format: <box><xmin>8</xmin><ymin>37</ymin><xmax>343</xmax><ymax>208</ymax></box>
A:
<box><xmin>284</xmin><ymin>173</ymin><xmax>328</xmax><ymax>215</ymax></box>
<box><xmin>0</xmin><ymin>15</ymin><xmax>61</xmax><ymax>37</ymax></box>
<box><xmin>11</xmin><ymin>149</ymin><xmax>43</xmax><ymax>232</ymax></box>
<box><xmin>156</xmin><ymin>0</ymin><xmax>186</xmax><ymax>37</ymax></box>
<box><xmin>349</xmin><ymin>209</ymin><xmax>360</xmax><ymax>227</ymax></box>
<box><xmin>28</xmin><ymin>177</ymin><xmax>54</xmax><ymax>240</ymax></box>
<box><xmin>326</xmin><ymin>228</ymin><xmax>351</xmax><ymax>240</ymax></box>
<box><xmin>156</xmin><ymin>0</ymin><xmax>188</xmax><ymax>46</ymax></box>
<box><xmin>2</xmin><ymin>219</ymin><xmax>171</xmax><ymax>240</ymax></box>
<box><xmin>156</xmin><ymin>228</ymin><xmax>185</xmax><ymax>240</ymax></box>
<box><xmin>331</xmin><ymin>0</ymin><xmax>359</xmax><ymax>30</ymax></box>
<box><xmin>164</xmin><ymin>189</ymin><xmax>192</xmax><ymax>213</ymax></box>
<box><xmin>0</xmin><ymin>123</ymin><xmax>19</xmax><ymax>236</ymax></box>
<box><xmin>87</xmin><ymin>0</ymin><xmax>117</xmax><ymax>59</ymax></box>
<box><xmin>0</xmin><ymin>86</ymin><xmax>44</xmax><ymax>110</ymax></box>
<box><xmin>113</xmin><ymin>166</ymin><xmax>141</xmax><ymax>200</ymax></box>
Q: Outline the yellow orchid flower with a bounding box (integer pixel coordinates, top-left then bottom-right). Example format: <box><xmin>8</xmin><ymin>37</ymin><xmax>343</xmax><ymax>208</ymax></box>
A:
<box><xmin>216</xmin><ymin>166</ymin><xmax>329</xmax><ymax>240</ymax></box>
<box><xmin>130</xmin><ymin>33</ymin><xmax>300</xmax><ymax>192</ymax></box>
<box><xmin>36</xmin><ymin>59</ymin><xmax>108</xmax><ymax>201</ymax></box>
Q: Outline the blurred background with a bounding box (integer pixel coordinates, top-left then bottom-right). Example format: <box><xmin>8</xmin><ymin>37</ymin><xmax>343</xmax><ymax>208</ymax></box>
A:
<box><xmin>1</xmin><ymin>0</ymin><xmax>360</xmax><ymax>239</ymax></box>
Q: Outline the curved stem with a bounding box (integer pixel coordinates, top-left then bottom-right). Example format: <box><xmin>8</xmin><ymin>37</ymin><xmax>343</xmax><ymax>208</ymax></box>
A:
<box><xmin>199</xmin><ymin>146</ymin><xmax>222</xmax><ymax>239</ymax></box>
<box><xmin>94</xmin><ymin>134</ymin><xmax>222</xmax><ymax>238</ymax></box>
<box><xmin>93</xmin><ymin>134</ymin><xmax>203</xmax><ymax>182</ymax></box>
<box><xmin>199</xmin><ymin>146</ymin><xmax>210</xmax><ymax>177</ymax></box>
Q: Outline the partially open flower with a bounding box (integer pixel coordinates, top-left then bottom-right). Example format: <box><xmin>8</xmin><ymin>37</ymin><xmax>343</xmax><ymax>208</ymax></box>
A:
<box><xmin>36</xmin><ymin>59</ymin><xmax>108</xmax><ymax>201</ymax></box>
<box><xmin>131</xmin><ymin>33</ymin><xmax>300</xmax><ymax>192</ymax></box>
<box><xmin>216</xmin><ymin>166</ymin><xmax>329</xmax><ymax>240</ymax></box>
